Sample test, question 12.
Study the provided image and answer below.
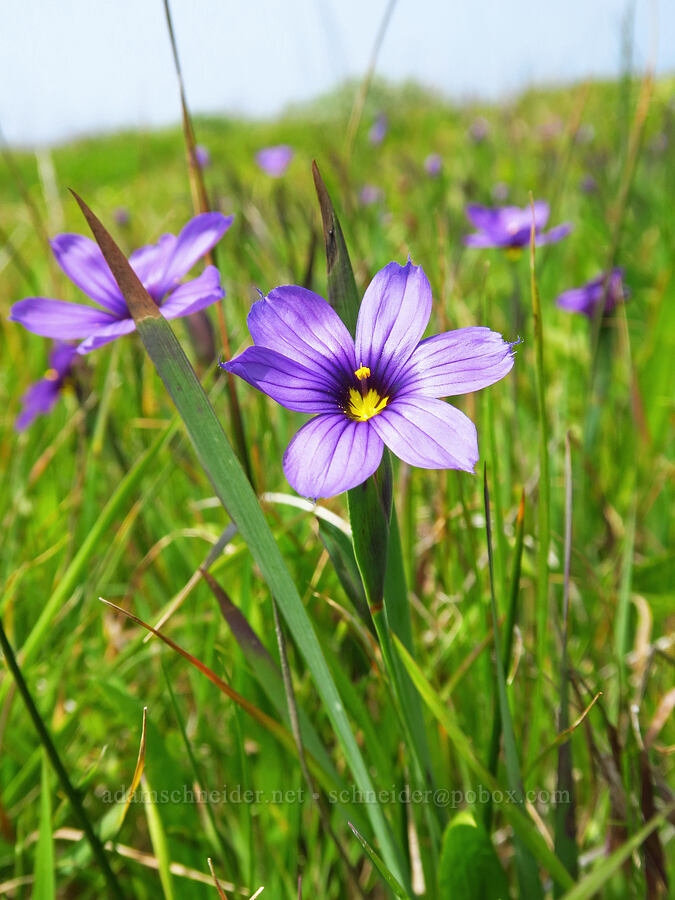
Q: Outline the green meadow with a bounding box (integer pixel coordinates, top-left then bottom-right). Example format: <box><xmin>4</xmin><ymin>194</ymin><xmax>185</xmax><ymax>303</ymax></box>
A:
<box><xmin>0</xmin><ymin>77</ymin><xmax>673</xmax><ymax>898</ymax></box>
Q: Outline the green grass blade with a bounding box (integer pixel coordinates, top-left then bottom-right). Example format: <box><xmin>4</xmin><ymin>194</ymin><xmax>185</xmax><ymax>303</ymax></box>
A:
<box><xmin>527</xmin><ymin>200</ymin><xmax>551</xmax><ymax>772</ymax></box>
<box><xmin>72</xmin><ymin>194</ymin><xmax>407</xmax><ymax>886</ymax></box>
<box><xmin>554</xmin><ymin>434</ymin><xmax>578</xmax><ymax>889</ymax></box>
<box><xmin>33</xmin><ymin>751</ymin><xmax>55</xmax><ymax>900</ymax></box>
<box><xmin>485</xmin><ymin>490</ymin><xmax>526</xmax><ymax>830</ymax></box>
<box><xmin>484</xmin><ymin>468</ymin><xmax>543</xmax><ymax>899</ymax></box>
<box><xmin>558</xmin><ymin>804</ymin><xmax>674</xmax><ymax>900</ymax></box>
<box><xmin>312</xmin><ymin>162</ymin><xmax>361</xmax><ymax>336</ymax></box>
<box><xmin>142</xmin><ymin>771</ymin><xmax>176</xmax><ymax>900</ymax></box>
<box><xmin>348</xmin><ymin>822</ymin><xmax>411</xmax><ymax>900</ymax></box>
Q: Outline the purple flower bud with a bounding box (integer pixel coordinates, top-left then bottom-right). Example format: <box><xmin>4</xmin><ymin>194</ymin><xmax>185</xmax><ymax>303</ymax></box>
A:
<box><xmin>424</xmin><ymin>153</ymin><xmax>442</xmax><ymax>177</ymax></box>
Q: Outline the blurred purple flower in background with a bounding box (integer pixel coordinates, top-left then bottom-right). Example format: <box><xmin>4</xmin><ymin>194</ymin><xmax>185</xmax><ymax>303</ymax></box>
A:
<box><xmin>255</xmin><ymin>145</ymin><xmax>293</xmax><ymax>177</ymax></box>
<box><xmin>580</xmin><ymin>174</ymin><xmax>598</xmax><ymax>194</ymax></box>
<box><xmin>424</xmin><ymin>153</ymin><xmax>442</xmax><ymax>177</ymax></box>
<box><xmin>15</xmin><ymin>342</ymin><xmax>77</xmax><ymax>431</ymax></box>
<box><xmin>113</xmin><ymin>207</ymin><xmax>130</xmax><ymax>227</ymax></box>
<box><xmin>468</xmin><ymin>116</ymin><xmax>490</xmax><ymax>143</ymax></box>
<box><xmin>464</xmin><ymin>201</ymin><xmax>572</xmax><ymax>249</ymax></box>
<box><xmin>9</xmin><ymin>212</ymin><xmax>232</xmax><ymax>353</ymax></box>
<box><xmin>556</xmin><ymin>268</ymin><xmax>626</xmax><ymax>318</ymax></box>
<box><xmin>195</xmin><ymin>145</ymin><xmax>211</xmax><ymax>169</ymax></box>
<box><xmin>491</xmin><ymin>182</ymin><xmax>509</xmax><ymax>202</ymax></box>
<box><xmin>359</xmin><ymin>184</ymin><xmax>383</xmax><ymax>207</ymax></box>
<box><xmin>221</xmin><ymin>260</ymin><xmax>515</xmax><ymax>498</ymax></box>
<box><xmin>369</xmin><ymin>114</ymin><xmax>388</xmax><ymax>145</ymax></box>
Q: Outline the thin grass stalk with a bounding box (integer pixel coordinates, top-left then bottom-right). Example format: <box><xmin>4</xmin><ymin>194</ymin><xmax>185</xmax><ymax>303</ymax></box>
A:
<box><xmin>0</xmin><ymin>616</ymin><xmax>125</xmax><ymax>899</ymax></box>
<box><xmin>484</xmin><ymin>468</ymin><xmax>544</xmax><ymax>899</ymax></box>
<box><xmin>343</xmin><ymin>0</ymin><xmax>399</xmax><ymax>164</ymax></box>
<box><xmin>526</xmin><ymin>196</ymin><xmax>551</xmax><ymax>772</ymax></box>
<box><xmin>162</xmin><ymin>0</ymin><xmax>253</xmax><ymax>486</ymax></box>
<box><xmin>554</xmin><ymin>432</ymin><xmax>578</xmax><ymax>889</ymax></box>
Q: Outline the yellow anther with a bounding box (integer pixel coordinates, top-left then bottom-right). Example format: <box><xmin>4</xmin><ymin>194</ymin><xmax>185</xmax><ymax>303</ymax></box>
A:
<box><xmin>44</xmin><ymin>368</ymin><xmax>59</xmax><ymax>381</ymax></box>
<box><xmin>354</xmin><ymin>365</ymin><xmax>371</xmax><ymax>381</ymax></box>
<box><xmin>348</xmin><ymin>387</ymin><xmax>388</xmax><ymax>422</ymax></box>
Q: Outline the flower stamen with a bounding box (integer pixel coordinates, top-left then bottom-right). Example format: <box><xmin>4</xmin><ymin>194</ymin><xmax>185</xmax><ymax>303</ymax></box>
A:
<box><xmin>354</xmin><ymin>365</ymin><xmax>371</xmax><ymax>380</ymax></box>
<box><xmin>348</xmin><ymin>387</ymin><xmax>388</xmax><ymax>421</ymax></box>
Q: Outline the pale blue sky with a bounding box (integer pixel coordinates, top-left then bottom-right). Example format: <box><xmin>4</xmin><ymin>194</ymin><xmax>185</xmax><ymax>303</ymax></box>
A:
<box><xmin>0</xmin><ymin>0</ymin><xmax>671</xmax><ymax>146</ymax></box>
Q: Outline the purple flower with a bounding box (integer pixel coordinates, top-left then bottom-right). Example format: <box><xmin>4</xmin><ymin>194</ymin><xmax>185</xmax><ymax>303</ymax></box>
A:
<box><xmin>114</xmin><ymin>207</ymin><xmax>130</xmax><ymax>227</ymax></box>
<box><xmin>469</xmin><ymin>117</ymin><xmax>490</xmax><ymax>143</ymax></box>
<box><xmin>9</xmin><ymin>212</ymin><xmax>232</xmax><ymax>354</ymax></box>
<box><xmin>194</xmin><ymin>145</ymin><xmax>211</xmax><ymax>169</ymax></box>
<box><xmin>463</xmin><ymin>202</ymin><xmax>572</xmax><ymax>250</ymax></box>
<box><xmin>221</xmin><ymin>261</ymin><xmax>515</xmax><ymax>499</ymax></box>
<box><xmin>580</xmin><ymin>174</ymin><xmax>598</xmax><ymax>194</ymax></box>
<box><xmin>255</xmin><ymin>145</ymin><xmax>293</xmax><ymax>177</ymax></box>
<box><xmin>556</xmin><ymin>268</ymin><xmax>626</xmax><ymax>318</ymax></box>
<box><xmin>424</xmin><ymin>153</ymin><xmax>442</xmax><ymax>177</ymax></box>
<box><xmin>369</xmin><ymin>114</ymin><xmax>388</xmax><ymax>146</ymax></box>
<box><xmin>359</xmin><ymin>184</ymin><xmax>383</xmax><ymax>207</ymax></box>
<box><xmin>16</xmin><ymin>342</ymin><xmax>77</xmax><ymax>431</ymax></box>
<box><xmin>491</xmin><ymin>182</ymin><xmax>509</xmax><ymax>203</ymax></box>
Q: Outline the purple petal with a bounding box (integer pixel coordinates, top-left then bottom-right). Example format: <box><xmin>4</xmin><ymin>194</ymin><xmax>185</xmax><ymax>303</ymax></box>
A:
<box><xmin>463</xmin><ymin>231</ymin><xmax>508</xmax><ymax>248</ymax></box>
<box><xmin>15</xmin><ymin>343</ymin><xmax>77</xmax><ymax>431</ymax></box>
<box><xmin>355</xmin><ymin>261</ymin><xmax>432</xmax><ymax>387</ymax></box>
<box><xmin>130</xmin><ymin>234</ymin><xmax>177</xmax><ymax>298</ymax></box>
<box><xmin>283</xmin><ymin>414</ymin><xmax>384</xmax><ymax>498</ymax></box>
<box><xmin>9</xmin><ymin>298</ymin><xmax>117</xmax><ymax>339</ymax></box>
<box><xmin>160</xmin><ymin>266</ymin><xmax>224</xmax><ymax>319</ymax></box>
<box><xmin>247</xmin><ymin>286</ymin><xmax>356</xmax><ymax>387</ymax></box>
<box><xmin>256</xmin><ymin>145</ymin><xmax>294</xmax><ymax>177</ymax></box>
<box><xmin>223</xmin><ymin>346</ymin><xmax>339</xmax><ymax>413</ymax></box>
<box><xmin>537</xmin><ymin>222</ymin><xmax>573</xmax><ymax>246</ymax></box>
<box><xmin>50</xmin><ymin>234</ymin><xmax>126</xmax><ymax>315</ymax></box>
<box><xmin>370</xmin><ymin>396</ymin><xmax>478</xmax><ymax>472</ymax></box>
<box><xmin>398</xmin><ymin>327</ymin><xmax>515</xmax><ymax>398</ymax></box>
<box><xmin>16</xmin><ymin>377</ymin><xmax>62</xmax><ymax>431</ymax></box>
<box><xmin>76</xmin><ymin>317</ymin><xmax>136</xmax><ymax>354</ymax></box>
<box><xmin>159</xmin><ymin>212</ymin><xmax>233</xmax><ymax>293</ymax></box>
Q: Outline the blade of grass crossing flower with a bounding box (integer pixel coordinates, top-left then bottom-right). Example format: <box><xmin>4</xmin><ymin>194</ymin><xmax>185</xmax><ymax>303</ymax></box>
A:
<box><xmin>527</xmin><ymin>196</ymin><xmax>551</xmax><ymax>773</ymax></box>
<box><xmin>392</xmin><ymin>635</ymin><xmax>575</xmax><ymax>893</ymax></box>
<box><xmin>142</xmin><ymin>771</ymin><xmax>176</xmax><ymax>900</ymax></box>
<box><xmin>484</xmin><ymin>468</ymin><xmax>543</xmax><ymax>899</ymax></box>
<box><xmin>348</xmin><ymin>822</ymin><xmax>411</xmax><ymax>900</ymax></box>
<box><xmin>74</xmin><ymin>193</ymin><xmax>408</xmax><ymax>886</ymax></box>
<box><xmin>554</xmin><ymin>434</ymin><xmax>578</xmax><ymax>891</ymax></box>
<box><xmin>484</xmin><ymin>489</ymin><xmax>526</xmax><ymax>831</ymax></box>
<box><xmin>161</xmin><ymin>0</ymin><xmax>253</xmax><ymax>485</ymax></box>
<box><xmin>33</xmin><ymin>751</ymin><xmax>55</xmax><ymax>900</ymax></box>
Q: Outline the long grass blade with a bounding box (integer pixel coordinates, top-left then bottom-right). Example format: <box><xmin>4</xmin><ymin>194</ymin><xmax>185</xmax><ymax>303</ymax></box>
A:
<box><xmin>484</xmin><ymin>467</ymin><xmax>543</xmax><ymax>899</ymax></box>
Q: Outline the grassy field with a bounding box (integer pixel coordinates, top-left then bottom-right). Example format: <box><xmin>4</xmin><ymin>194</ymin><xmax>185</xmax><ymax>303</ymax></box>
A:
<box><xmin>0</xmin><ymin>76</ymin><xmax>673</xmax><ymax>898</ymax></box>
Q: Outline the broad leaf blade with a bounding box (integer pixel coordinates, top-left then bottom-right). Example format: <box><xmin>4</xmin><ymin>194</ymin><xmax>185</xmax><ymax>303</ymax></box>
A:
<box><xmin>439</xmin><ymin>811</ymin><xmax>511</xmax><ymax>900</ymax></box>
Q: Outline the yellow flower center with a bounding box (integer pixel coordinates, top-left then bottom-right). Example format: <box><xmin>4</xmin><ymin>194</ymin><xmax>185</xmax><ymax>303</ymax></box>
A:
<box><xmin>348</xmin><ymin>387</ymin><xmax>388</xmax><ymax>421</ymax></box>
<box><xmin>44</xmin><ymin>368</ymin><xmax>59</xmax><ymax>381</ymax></box>
<box><xmin>354</xmin><ymin>365</ymin><xmax>371</xmax><ymax>380</ymax></box>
